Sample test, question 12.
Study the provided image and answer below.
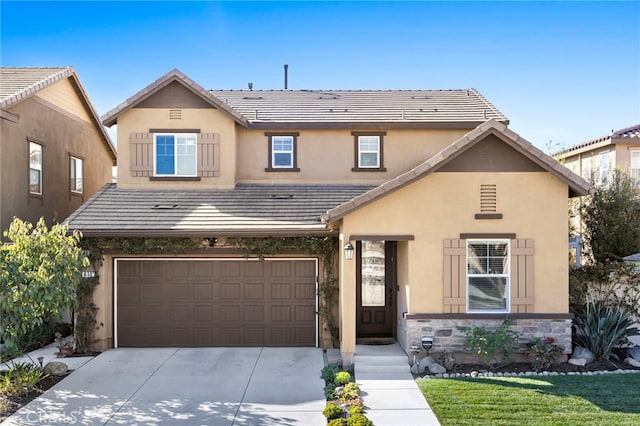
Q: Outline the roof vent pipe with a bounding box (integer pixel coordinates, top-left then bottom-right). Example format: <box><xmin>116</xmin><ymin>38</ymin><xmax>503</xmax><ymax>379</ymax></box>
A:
<box><xmin>284</xmin><ymin>64</ymin><xmax>289</xmax><ymax>90</ymax></box>
<box><xmin>248</xmin><ymin>82</ymin><xmax>253</xmax><ymax>91</ymax></box>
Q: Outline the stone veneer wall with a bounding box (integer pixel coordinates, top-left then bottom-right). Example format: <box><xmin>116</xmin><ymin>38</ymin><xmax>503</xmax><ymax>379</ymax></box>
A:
<box><xmin>406</xmin><ymin>317</ymin><xmax>573</xmax><ymax>355</ymax></box>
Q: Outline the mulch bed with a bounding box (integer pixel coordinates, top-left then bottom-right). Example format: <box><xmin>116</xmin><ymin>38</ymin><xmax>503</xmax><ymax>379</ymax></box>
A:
<box><xmin>0</xmin><ymin>372</ymin><xmax>69</xmax><ymax>421</ymax></box>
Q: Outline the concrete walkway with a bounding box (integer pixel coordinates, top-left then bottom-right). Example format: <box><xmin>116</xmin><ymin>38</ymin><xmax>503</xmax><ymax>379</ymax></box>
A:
<box><xmin>355</xmin><ymin>343</ymin><xmax>441</xmax><ymax>426</ymax></box>
<box><xmin>4</xmin><ymin>347</ymin><xmax>326</xmax><ymax>425</ymax></box>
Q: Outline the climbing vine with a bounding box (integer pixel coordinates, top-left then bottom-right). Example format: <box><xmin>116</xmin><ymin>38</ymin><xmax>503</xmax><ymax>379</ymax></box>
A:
<box><xmin>78</xmin><ymin>236</ymin><xmax>340</xmax><ymax>350</ymax></box>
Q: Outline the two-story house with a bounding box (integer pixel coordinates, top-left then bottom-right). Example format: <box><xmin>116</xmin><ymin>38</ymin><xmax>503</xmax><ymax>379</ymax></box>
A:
<box><xmin>0</xmin><ymin>67</ymin><xmax>117</xmax><ymax>237</ymax></box>
<box><xmin>554</xmin><ymin>124</ymin><xmax>640</xmax><ymax>185</ymax></box>
<box><xmin>66</xmin><ymin>69</ymin><xmax>590</xmax><ymax>366</ymax></box>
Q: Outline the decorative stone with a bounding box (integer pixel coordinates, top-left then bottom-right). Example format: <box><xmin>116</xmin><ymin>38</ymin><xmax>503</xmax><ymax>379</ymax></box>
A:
<box><xmin>410</xmin><ymin>363</ymin><xmax>420</xmax><ymax>375</ymax></box>
<box><xmin>428</xmin><ymin>362</ymin><xmax>447</xmax><ymax>374</ymax></box>
<box><xmin>470</xmin><ymin>371</ymin><xmax>478</xmax><ymax>378</ymax></box>
<box><xmin>44</xmin><ymin>361</ymin><xmax>68</xmax><ymax>376</ymax></box>
<box><xmin>572</xmin><ymin>346</ymin><xmax>595</xmax><ymax>364</ymax></box>
<box><xmin>568</xmin><ymin>358</ymin><xmax>587</xmax><ymax>366</ymax></box>
<box><xmin>624</xmin><ymin>357</ymin><xmax>640</xmax><ymax>368</ymax></box>
<box><xmin>628</xmin><ymin>346</ymin><xmax>640</xmax><ymax>362</ymax></box>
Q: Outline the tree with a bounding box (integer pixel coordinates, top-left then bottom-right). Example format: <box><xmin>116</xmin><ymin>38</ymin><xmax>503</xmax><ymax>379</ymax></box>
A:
<box><xmin>0</xmin><ymin>218</ymin><xmax>88</xmax><ymax>354</ymax></box>
<box><xmin>581</xmin><ymin>169</ymin><xmax>640</xmax><ymax>263</ymax></box>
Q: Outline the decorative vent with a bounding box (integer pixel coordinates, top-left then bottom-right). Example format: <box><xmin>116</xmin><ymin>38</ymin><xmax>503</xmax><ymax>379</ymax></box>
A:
<box><xmin>475</xmin><ymin>184</ymin><xmax>502</xmax><ymax>219</ymax></box>
<box><xmin>169</xmin><ymin>109</ymin><xmax>182</xmax><ymax>120</ymax></box>
<box><xmin>480</xmin><ymin>184</ymin><xmax>497</xmax><ymax>212</ymax></box>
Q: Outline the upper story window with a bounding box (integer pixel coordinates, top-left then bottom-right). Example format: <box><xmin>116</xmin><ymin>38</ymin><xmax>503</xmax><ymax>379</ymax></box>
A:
<box><xmin>265</xmin><ymin>132</ymin><xmax>300</xmax><ymax>172</ymax></box>
<box><xmin>467</xmin><ymin>240</ymin><xmax>510</xmax><ymax>313</ymax></box>
<box><xmin>600</xmin><ymin>151</ymin><xmax>610</xmax><ymax>186</ymax></box>
<box><xmin>70</xmin><ymin>156</ymin><xmax>83</xmax><ymax>194</ymax></box>
<box><xmin>631</xmin><ymin>150</ymin><xmax>640</xmax><ymax>182</ymax></box>
<box><xmin>29</xmin><ymin>141</ymin><xmax>42</xmax><ymax>195</ymax></box>
<box><xmin>154</xmin><ymin>133</ymin><xmax>197</xmax><ymax>176</ymax></box>
<box><xmin>352</xmin><ymin>132</ymin><xmax>386</xmax><ymax>171</ymax></box>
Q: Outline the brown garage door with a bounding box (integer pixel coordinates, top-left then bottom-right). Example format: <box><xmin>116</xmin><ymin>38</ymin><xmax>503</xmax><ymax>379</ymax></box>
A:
<box><xmin>116</xmin><ymin>258</ymin><xmax>317</xmax><ymax>347</ymax></box>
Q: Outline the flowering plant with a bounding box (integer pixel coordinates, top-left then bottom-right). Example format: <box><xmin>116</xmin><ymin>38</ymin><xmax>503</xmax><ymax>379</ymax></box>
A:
<box><xmin>526</xmin><ymin>337</ymin><xmax>563</xmax><ymax>372</ymax></box>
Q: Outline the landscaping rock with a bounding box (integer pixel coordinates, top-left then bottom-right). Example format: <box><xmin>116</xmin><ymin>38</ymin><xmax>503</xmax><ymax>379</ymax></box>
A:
<box><xmin>572</xmin><ymin>346</ymin><xmax>594</xmax><ymax>364</ymax></box>
<box><xmin>418</xmin><ymin>356</ymin><xmax>435</xmax><ymax>372</ymax></box>
<box><xmin>428</xmin><ymin>362</ymin><xmax>447</xmax><ymax>374</ymax></box>
<box><xmin>44</xmin><ymin>361</ymin><xmax>68</xmax><ymax>376</ymax></box>
<box><xmin>628</xmin><ymin>346</ymin><xmax>640</xmax><ymax>362</ymax></box>
<box><xmin>410</xmin><ymin>363</ymin><xmax>420</xmax><ymax>375</ymax></box>
<box><xmin>624</xmin><ymin>357</ymin><xmax>640</xmax><ymax>368</ymax></box>
<box><xmin>568</xmin><ymin>358</ymin><xmax>587</xmax><ymax>367</ymax></box>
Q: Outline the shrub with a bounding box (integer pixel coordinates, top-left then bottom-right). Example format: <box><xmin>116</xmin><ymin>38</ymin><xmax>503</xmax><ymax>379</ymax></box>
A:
<box><xmin>328</xmin><ymin>419</ymin><xmax>347</xmax><ymax>426</ymax></box>
<box><xmin>321</xmin><ymin>364</ymin><xmax>341</xmax><ymax>382</ymax></box>
<box><xmin>526</xmin><ymin>337</ymin><xmax>563</xmax><ymax>372</ymax></box>
<box><xmin>349</xmin><ymin>406</ymin><xmax>364</xmax><ymax>416</ymax></box>
<box><xmin>324</xmin><ymin>382</ymin><xmax>337</xmax><ymax>400</ymax></box>
<box><xmin>335</xmin><ymin>371</ymin><xmax>351</xmax><ymax>385</ymax></box>
<box><xmin>463</xmin><ymin>318</ymin><xmax>519</xmax><ymax>370</ymax></box>
<box><xmin>0</xmin><ymin>362</ymin><xmax>45</xmax><ymax>396</ymax></box>
<box><xmin>573</xmin><ymin>300</ymin><xmax>640</xmax><ymax>360</ymax></box>
<box><xmin>323</xmin><ymin>402</ymin><xmax>343</xmax><ymax>420</ymax></box>
<box><xmin>340</xmin><ymin>382</ymin><xmax>360</xmax><ymax>401</ymax></box>
<box><xmin>347</xmin><ymin>413</ymin><xmax>373</xmax><ymax>426</ymax></box>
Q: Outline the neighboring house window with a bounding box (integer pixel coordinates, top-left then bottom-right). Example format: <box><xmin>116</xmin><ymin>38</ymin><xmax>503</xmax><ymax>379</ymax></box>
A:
<box><xmin>29</xmin><ymin>142</ymin><xmax>42</xmax><ymax>195</ymax></box>
<box><xmin>70</xmin><ymin>156</ymin><xmax>83</xmax><ymax>194</ymax></box>
<box><xmin>467</xmin><ymin>240</ymin><xmax>510</xmax><ymax>312</ymax></box>
<box><xmin>154</xmin><ymin>133</ymin><xmax>197</xmax><ymax>176</ymax></box>
<box><xmin>631</xmin><ymin>150</ymin><xmax>640</xmax><ymax>182</ymax></box>
<box><xmin>265</xmin><ymin>133</ymin><xmax>299</xmax><ymax>171</ymax></box>
<box><xmin>352</xmin><ymin>132</ymin><xmax>386</xmax><ymax>171</ymax></box>
<box><xmin>600</xmin><ymin>152</ymin><xmax>610</xmax><ymax>186</ymax></box>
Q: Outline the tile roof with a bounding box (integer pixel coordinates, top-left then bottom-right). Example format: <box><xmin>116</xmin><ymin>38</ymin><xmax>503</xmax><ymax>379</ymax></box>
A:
<box><xmin>101</xmin><ymin>69</ymin><xmax>508</xmax><ymax>128</ymax></box>
<box><xmin>64</xmin><ymin>183</ymin><xmax>374</xmax><ymax>237</ymax></box>
<box><xmin>554</xmin><ymin>123</ymin><xmax>640</xmax><ymax>157</ymax></box>
<box><xmin>0</xmin><ymin>67</ymin><xmax>117</xmax><ymax>161</ymax></box>
<box><xmin>210</xmin><ymin>88</ymin><xmax>508</xmax><ymax>127</ymax></box>
<box><xmin>322</xmin><ymin>119</ymin><xmax>592</xmax><ymax>223</ymax></box>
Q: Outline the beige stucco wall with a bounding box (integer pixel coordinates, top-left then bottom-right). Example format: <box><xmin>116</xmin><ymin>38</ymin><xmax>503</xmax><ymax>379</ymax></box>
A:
<box><xmin>115</xmin><ymin>108</ymin><xmax>237</xmax><ymax>189</ymax></box>
<box><xmin>236</xmin><ymin>128</ymin><xmax>468</xmax><ymax>185</ymax></box>
<box><xmin>0</xmin><ymin>90</ymin><xmax>114</xmax><ymax>236</ymax></box>
<box><xmin>37</xmin><ymin>78</ymin><xmax>92</xmax><ymax>123</ymax></box>
<box><xmin>338</xmin><ymin>171</ymin><xmax>570</xmax><ymax>358</ymax></box>
<box><xmin>615</xmin><ymin>143</ymin><xmax>640</xmax><ymax>175</ymax></box>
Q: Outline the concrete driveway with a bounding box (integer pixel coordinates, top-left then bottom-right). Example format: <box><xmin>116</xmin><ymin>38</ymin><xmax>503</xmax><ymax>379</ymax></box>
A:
<box><xmin>4</xmin><ymin>347</ymin><xmax>327</xmax><ymax>425</ymax></box>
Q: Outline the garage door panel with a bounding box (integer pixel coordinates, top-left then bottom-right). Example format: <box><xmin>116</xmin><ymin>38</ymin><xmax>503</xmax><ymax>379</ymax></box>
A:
<box><xmin>117</xmin><ymin>259</ymin><xmax>316</xmax><ymax>347</ymax></box>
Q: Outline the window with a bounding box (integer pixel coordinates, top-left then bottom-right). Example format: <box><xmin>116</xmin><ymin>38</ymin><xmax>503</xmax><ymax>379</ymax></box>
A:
<box><xmin>352</xmin><ymin>132</ymin><xmax>386</xmax><ymax>171</ymax></box>
<box><xmin>154</xmin><ymin>133</ymin><xmax>196</xmax><ymax>176</ymax></box>
<box><xmin>467</xmin><ymin>240</ymin><xmax>509</xmax><ymax>312</ymax></box>
<box><xmin>631</xmin><ymin>150</ymin><xmax>640</xmax><ymax>182</ymax></box>
<box><xmin>29</xmin><ymin>142</ymin><xmax>42</xmax><ymax>195</ymax></box>
<box><xmin>70</xmin><ymin>156</ymin><xmax>83</xmax><ymax>194</ymax></box>
<box><xmin>265</xmin><ymin>133</ymin><xmax>299</xmax><ymax>171</ymax></box>
<box><xmin>600</xmin><ymin>152</ymin><xmax>610</xmax><ymax>186</ymax></box>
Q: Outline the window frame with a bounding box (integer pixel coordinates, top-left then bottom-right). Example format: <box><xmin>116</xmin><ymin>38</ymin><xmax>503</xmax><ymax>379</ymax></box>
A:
<box><xmin>466</xmin><ymin>239</ymin><xmax>510</xmax><ymax>313</ymax></box>
<box><xmin>265</xmin><ymin>132</ymin><xmax>300</xmax><ymax>172</ymax></box>
<box><xmin>631</xmin><ymin>149</ymin><xmax>640</xmax><ymax>182</ymax></box>
<box><xmin>600</xmin><ymin>151</ymin><xmax>610</xmax><ymax>186</ymax></box>
<box><xmin>69</xmin><ymin>155</ymin><xmax>84</xmax><ymax>195</ymax></box>
<box><xmin>29</xmin><ymin>141</ymin><xmax>43</xmax><ymax>196</ymax></box>
<box><xmin>153</xmin><ymin>132</ymin><xmax>198</xmax><ymax>177</ymax></box>
<box><xmin>352</xmin><ymin>132</ymin><xmax>386</xmax><ymax>172</ymax></box>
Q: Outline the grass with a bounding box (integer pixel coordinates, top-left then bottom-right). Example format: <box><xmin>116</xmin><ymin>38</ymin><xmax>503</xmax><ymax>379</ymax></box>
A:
<box><xmin>418</xmin><ymin>373</ymin><xmax>640</xmax><ymax>426</ymax></box>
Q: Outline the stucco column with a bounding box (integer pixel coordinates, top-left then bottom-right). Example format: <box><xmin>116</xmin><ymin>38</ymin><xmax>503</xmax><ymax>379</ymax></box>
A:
<box><xmin>340</xmin><ymin>234</ymin><xmax>357</xmax><ymax>367</ymax></box>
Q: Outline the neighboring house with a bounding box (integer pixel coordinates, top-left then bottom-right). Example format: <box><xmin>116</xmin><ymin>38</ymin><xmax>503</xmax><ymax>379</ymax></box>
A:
<box><xmin>0</xmin><ymin>67</ymin><xmax>117</xmax><ymax>237</ymax></box>
<box><xmin>554</xmin><ymin>124</ymin><xmax>640</xmax><ymax>185</ymax></box>
<box><xmin>65</xmin><ymin>69</ymin><xmax>590</xmax><ymax>365</ymax></box>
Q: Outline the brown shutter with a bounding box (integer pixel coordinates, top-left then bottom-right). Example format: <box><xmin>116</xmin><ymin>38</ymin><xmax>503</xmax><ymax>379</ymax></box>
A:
<box><xmin>197</xmin><ymin>133</ymin><xmax>220</xmax><ymax>177</ymax></box>
<box><xmin>510</xmin><ymin>239</ymin><xmax>534</xmax><ymax>313</ymax></box>
<box><xmin>130</xmin><ymin>133</ymin><xmax>153</xmax><ymax>177</ymax></box>
<box><xmin>443</xmin><ymin>239</ymin><xmax>466</xmax><ymax>313</ymax></box>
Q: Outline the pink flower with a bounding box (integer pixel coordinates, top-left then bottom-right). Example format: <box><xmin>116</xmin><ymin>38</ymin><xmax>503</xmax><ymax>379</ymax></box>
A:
<box><xmin>544</xmin><ymin>337</ymin><xmax>555</xmax><ymax>345</ymax></box>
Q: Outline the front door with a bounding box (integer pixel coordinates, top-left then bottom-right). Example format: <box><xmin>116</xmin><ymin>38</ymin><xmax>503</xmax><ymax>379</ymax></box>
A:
<box><xmin>356</xmin><ymin>240</ymin><xmax>396</xmax><ymax>338</ymax></box>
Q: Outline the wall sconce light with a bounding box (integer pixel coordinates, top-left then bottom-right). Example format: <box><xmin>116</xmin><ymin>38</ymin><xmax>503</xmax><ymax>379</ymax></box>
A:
<box><xmin>421</xmin><ymin>336</ymin><xmax>434</xmax><ymax>356</ymax></box>
<box><xmin>344</xmin><ymin>242</ymin><xmax>354</xmax><ymax>260</ymax></box>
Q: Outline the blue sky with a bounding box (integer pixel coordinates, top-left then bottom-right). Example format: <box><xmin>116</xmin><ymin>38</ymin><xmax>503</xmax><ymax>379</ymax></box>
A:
<box><xmin>1</xmin><ymin>1</ymin><xmax>639</xmax><ymax>151</ymax></box>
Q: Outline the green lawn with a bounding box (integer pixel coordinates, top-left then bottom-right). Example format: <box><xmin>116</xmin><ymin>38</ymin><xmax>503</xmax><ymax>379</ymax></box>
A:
<box><xmin>418</xmin><ymin>373</ymin><xmax>640</xmax><ymax>426</ymax></box>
